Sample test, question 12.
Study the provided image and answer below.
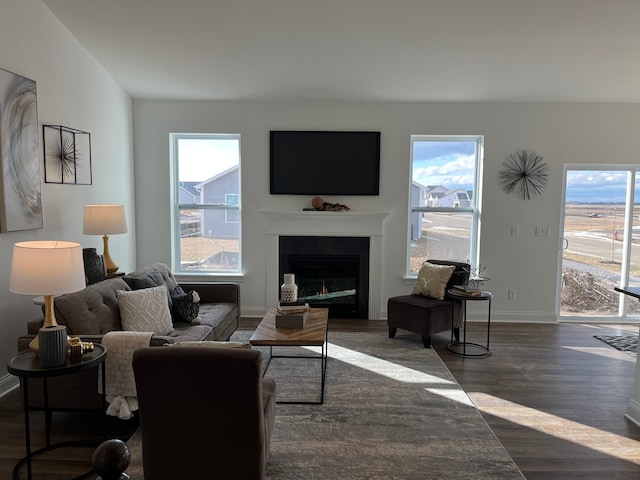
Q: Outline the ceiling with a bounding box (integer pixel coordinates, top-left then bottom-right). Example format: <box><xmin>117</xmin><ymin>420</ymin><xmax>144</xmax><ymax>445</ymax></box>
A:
<box><xmin>42</xmin><ymin>0</ymin><xmax>640</xmax><ymax>103</ymax></box>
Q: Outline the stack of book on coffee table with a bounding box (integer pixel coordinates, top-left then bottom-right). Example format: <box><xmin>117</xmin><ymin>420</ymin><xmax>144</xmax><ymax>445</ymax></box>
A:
<box><xmin>276</xmin><ymin>301</ymin><xmax>310</xmax><ymax>328</ymax></box>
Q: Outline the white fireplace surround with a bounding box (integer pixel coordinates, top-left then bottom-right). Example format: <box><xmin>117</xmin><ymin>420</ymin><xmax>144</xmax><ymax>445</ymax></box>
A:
<box><xmin>261</xmin><ymin>210</ymin><xmax>390</xmax><ymax>319</ymax></box>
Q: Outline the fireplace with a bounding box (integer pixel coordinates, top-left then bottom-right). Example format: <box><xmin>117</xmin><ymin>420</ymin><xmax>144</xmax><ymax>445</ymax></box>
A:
<box><xmin>279</xmin><ymin>236</ymin><xmax>369</xmax><ymax>318</ymax></box>
<box><xmin>260</xmin><ymin>210</ymin><xmax>389</xmax><ymax>320</ymax></box>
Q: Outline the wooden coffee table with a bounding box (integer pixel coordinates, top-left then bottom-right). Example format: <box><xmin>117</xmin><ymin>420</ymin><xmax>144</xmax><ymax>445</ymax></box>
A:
<box><xmin>250</xmin><ymin>307</ymin><xmax>329</xmax><ymax>404</ymax></box>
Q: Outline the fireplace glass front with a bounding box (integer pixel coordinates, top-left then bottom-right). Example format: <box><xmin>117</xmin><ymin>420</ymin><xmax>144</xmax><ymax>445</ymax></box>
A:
<box><xmin>279</xmin><ymin>236</ymin><xmax>369</xmax><ymax>319</ymax></box>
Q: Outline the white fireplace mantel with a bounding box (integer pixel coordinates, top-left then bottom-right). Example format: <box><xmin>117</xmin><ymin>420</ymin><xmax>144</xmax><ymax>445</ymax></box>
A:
<box><xmin>260</xmin><ymin>210</ymin><xmax>390</xmax><ymax>319</ymax></box>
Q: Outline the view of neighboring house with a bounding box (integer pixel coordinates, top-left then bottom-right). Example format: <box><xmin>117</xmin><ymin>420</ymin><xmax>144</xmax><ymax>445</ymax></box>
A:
<box><xmin>425</xmin><ymin>185</ymin><xmax>448</xmax><ymax>206</ymax></box>
<box><xmin>178</xmin><ymin>182</ymin><xmax>202</xmax><ymax>236</ymax></box>
<box><xmin>410</xmin><ymin>182</ymin><xmax>473</xmax><ymax>240</ymax></box>
<box><xmin>179</xmin><ymin>181</ymin><xmax>200</xmax><ymax>204</ymax></box>
<box><xmin>410</xmin><ymin>181</ymin><xmax>427</xmax><ymax>241</ymax></box>
<box><xmin>198</xmin><ymin>165</ymin><xmax>239</xmax><ymax>239</ymax></box>
<box><xmin>178</xmin><ymin>167</ymin><xmax>240</xmax><ymax>240</ymax></box>
<box><xmin>426</xmin><ymin>185</ymin><xmax>472</xmax><ymax>207</ymax></box>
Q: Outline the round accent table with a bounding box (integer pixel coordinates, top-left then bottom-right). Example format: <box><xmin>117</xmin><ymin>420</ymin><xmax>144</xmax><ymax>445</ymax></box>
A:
<box><xmin>446</xmin><ymin>290</ymin><xmax>492</xmax><ymax>358</ymax></box>
<box><xmin>7</xmin><ymin>344</ymin><xmax>107</xmax><ymax>480</ymax></box>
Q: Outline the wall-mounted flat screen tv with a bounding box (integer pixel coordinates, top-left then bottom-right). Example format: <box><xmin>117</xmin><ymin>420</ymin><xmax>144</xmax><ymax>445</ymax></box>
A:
<box><xmin>270</xmin><ymin>130</ymin><xmax>381</xmax><ymax>195</ymax></box>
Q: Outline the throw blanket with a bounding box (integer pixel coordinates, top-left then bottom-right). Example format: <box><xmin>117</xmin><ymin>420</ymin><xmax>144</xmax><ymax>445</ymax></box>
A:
<box><xmin>99</xmin><ymin>331</ymin><xmax>153</xmax><ymax>420</ymax></box>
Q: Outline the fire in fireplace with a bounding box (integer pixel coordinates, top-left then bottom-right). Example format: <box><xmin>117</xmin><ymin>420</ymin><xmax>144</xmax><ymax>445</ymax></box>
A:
<box><xmin>279</xmin><ymin>236</ymin><xmax>369</xmax><ymax>319</ymax></box>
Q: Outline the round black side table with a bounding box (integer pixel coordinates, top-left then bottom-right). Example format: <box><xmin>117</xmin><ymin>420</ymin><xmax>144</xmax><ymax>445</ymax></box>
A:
<box><xmin>7</xmin><ymin>344</ymin><xmax>107</xmax><ymax>480</ymax></box>
<box><xmin>446</xmin><ymin>290</ymin><xmax>492</xmax><ymax>358</ymax></box>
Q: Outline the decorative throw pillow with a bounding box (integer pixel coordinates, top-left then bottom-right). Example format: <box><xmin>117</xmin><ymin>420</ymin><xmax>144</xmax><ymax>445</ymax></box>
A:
<box><xmin>170</xmin><ymin>286</ymin><xmax>201</xmax><ymax>324</ymax></box>
<box><xmin>116</xmin><ymin>285</ymin><xmax>173</xmax><ymax>335</ymax></box>
<box><xmin>412</xmin><ymin>262</ymin><xmax>456</xmax><ymax>300</ymax></box>
<box><xmin>126</xmin><ymin>271</ymin><xmax>164</xmax><ymax>289</ymax></box>
<box><xmin>126</xmin><ymin>271</ymin><xmax>172</xmax><ymax>310</ymax></box>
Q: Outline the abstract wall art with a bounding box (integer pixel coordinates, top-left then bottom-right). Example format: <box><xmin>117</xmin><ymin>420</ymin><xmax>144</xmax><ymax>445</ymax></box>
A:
<box><xmin>0</xmin><ymin>67</ymin><xmax>42</xmax><ymax>232</ymax></box>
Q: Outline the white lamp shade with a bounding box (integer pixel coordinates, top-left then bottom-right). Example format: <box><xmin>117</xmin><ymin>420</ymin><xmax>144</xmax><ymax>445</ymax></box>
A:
<box><xmin>10</xmin><ymin>241</ymin><xmax>86</xmax><ymax>296</ymax></box>
<box><xmin>83</xmin><ymin>204</ymin><xmax>128</xmax><ymax>235</ymax></box>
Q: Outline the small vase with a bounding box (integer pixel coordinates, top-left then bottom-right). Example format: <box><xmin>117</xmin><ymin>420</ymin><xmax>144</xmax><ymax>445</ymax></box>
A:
<box><xmin>281</xmin><ymin>273</ymin><xmax>298</xmax><ymax>303</ymax></box>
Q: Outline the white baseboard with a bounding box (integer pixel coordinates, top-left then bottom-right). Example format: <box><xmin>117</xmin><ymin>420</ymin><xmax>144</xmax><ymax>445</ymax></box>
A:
<box><xmin>242</xmin><ymin>306</ymin><xmax>272</xmax><ymax>318</ymax></box>
<box><xmin>242</xmin><ymin>306</ymin><xmax>559</xmax><ymax>323</ymax></box>
<box><xmin>489</xmin><ymin>311</ymin><xmax>558</xmax><ymax>323</ymax></box>
<box><xmin>0</xmin><ymin>373</ymin><xmax>19</xmax><ymax>399</ymax></box>
<box><xmin>626</xmin><ymin>399</ymin><xmax>640</xmax><ymax>427</ymax></box>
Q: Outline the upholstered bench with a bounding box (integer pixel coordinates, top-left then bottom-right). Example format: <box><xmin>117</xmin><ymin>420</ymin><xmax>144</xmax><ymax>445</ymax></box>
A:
<box><xmin>387</xmin><ymin>260</ymin><xmax>469</xmax><ymax>348</ymax></box>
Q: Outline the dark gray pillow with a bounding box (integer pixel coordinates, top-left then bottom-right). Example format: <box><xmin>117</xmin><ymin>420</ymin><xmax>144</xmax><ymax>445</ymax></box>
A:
<box><xmin>127</xmin><ymin>271</ymin><xmax>172</xmax><ymax>310</ymax></box>
<box><xmin>127</xmin><ymin>271</ymin><xmax>164</xmax><ymax>290</ymax></box>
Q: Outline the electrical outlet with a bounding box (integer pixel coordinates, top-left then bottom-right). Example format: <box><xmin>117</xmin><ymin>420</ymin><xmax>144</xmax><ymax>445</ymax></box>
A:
<box><xmin>510</xmin><ymin>225</ymin><xmax>519</xmax><ymax>236</ymax></box>
<box><xmin>508</xmin><ymin>289</ymin><xmax>516</xmax><ymax>300</ymax></box>
<box><xmin>535</xmin><ymin>226</ymin><xmax>550</xmax><ymax>237</ymax></box>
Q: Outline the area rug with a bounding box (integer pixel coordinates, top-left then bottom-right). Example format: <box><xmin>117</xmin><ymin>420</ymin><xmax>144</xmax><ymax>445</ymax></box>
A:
<box><xmin>233</xmin><ymin>330</ymin><xmax>524</xmax><ymax>480</ymax></box>
<box><xmin>594</xmin><ymin>334</ymin><xmax>637</xmax><ymax>357</ymax></box>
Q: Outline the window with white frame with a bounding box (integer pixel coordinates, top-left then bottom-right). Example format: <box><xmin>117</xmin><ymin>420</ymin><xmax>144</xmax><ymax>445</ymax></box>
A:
<box><xmin>225</xmin><ymin>194</ymin><xmax>239</xmax><ymax>223</ymax></box>
<box><xmin>171</xmin><ymin>133</ymin><xmax>241</xmax><ymax>273</ymax></box>
<box><xmin>408</xmin><ymin>136</ymin><xmax>483</xmax><ymax>276</ymax></box>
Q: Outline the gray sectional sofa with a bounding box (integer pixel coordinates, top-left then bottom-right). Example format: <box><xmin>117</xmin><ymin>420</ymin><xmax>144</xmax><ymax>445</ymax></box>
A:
<box><xmin>16</xmin><ymin>262</ymin><xmax>240</xmax><ymax>410</ymax></box>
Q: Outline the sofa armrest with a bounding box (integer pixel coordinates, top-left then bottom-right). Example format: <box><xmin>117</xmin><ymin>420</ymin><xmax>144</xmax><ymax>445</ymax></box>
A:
<box><xmin>17</xmin><ymin>335</ymin><xmax>36</xmax><ymax>353</ymax></box>
<box><xmin>178</xmin><ymin>282</ymin><xmax>240</xmax><ymax>307</ymax></box>
<box><xmin>27</xmin><ymin>318</ymin><xmax>44</xmax><ymax>335</ymax></box>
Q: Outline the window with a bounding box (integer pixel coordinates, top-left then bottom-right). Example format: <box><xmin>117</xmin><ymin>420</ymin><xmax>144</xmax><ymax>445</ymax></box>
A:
<box><xmin>408</xmin><ymin>136</ymin><xmax>483</xmax><ymax>276</ymax></box>
<box><xmin>225</xmin><ymin>194</ymin><xmax>239</xmax><ymax>223</ymax></box>
<box><xmin>171</xmin><ymin>133</ymin><xmax>241</xmax><ymax>273</ymax></box>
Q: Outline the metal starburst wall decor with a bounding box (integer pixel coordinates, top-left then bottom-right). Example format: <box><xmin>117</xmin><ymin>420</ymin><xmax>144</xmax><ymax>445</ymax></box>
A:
<box><xmin>499</xmin><ymin>149</ymin><xmax>549</xmax><ymax>200</ymax></box>
<box><xmin>43</xmin><ymin>124</ymin><xmax>92</xmax><ymax>185</ymax></box>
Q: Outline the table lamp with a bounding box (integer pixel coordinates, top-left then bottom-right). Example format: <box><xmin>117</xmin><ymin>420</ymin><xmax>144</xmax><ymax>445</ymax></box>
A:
<box><xmin>10</xmin><ymin>241</ymin><xmax>86</xmax><ymax>367</ymax></box>
<box><xmin>83</xmin><ymin>204</ymin><xmax>127</xmax><ymax>275</ymax></box>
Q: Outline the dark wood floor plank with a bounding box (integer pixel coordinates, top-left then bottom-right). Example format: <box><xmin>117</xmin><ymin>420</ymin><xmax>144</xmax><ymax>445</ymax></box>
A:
<box><xmin>431</xmin><ymin>322</ymin><xmax>640</xmax><ymax>479</ymax></box>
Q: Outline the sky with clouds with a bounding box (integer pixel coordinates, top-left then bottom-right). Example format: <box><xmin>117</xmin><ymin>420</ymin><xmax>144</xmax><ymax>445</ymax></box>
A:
<box><xmin>412</xmin><ymin>140</ymin><xmax>477</xmax><ymax>190</ymax></box>
<box><xmin>565</xmin><ymin>170</ymin><xmax>640</xmax><ymax>203</ymax></box>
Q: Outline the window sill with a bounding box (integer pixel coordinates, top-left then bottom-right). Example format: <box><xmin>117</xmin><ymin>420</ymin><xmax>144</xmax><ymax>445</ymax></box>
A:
<box><xmin>175</xmin><ymin>272</ymin><xmax>245</xmax><ymax>283</ymax></box>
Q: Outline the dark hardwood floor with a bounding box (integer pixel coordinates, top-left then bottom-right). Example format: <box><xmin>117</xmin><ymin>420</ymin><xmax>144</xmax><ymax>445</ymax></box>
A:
<box><xmin>1</xmin><ymin>320</ymin><xmax>640</xmax><ymax>479</ymax></box>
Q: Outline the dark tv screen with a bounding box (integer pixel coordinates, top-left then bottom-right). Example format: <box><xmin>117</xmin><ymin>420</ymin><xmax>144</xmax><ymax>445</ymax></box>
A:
<box><xmin>270</xmin><ymin>131</ymin><xmax>381</xmax><ymax>195</ymax></box>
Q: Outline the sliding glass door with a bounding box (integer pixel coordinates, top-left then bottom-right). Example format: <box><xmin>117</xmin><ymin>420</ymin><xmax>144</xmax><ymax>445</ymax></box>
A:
<box><xmin>559</xmin><ymin>167</ymin><xmax>640</xmax><ymax>319</ymax></box>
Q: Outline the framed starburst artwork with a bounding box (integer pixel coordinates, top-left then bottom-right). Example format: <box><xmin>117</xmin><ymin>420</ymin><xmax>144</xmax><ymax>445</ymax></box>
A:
<box><xmin>43</xmin><ymin>124</ymin><xmax>92</xmax><ymax>184</ymax></box>
<box><xmin>499</xmin><ymin>149</ymin><xmax>549</xmax><ymax>200</ymax></box>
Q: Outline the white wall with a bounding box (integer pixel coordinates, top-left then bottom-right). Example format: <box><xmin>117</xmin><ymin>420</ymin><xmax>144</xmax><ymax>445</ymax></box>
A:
<box><xmin>132</xmin><ymin>100</ymin><xmax>640</xmax><ymax>322</ymax></box>
<box><xmin>0</xmin><ymin>1</ymin><xmax>134</xmax><ymax>396</ymax></box>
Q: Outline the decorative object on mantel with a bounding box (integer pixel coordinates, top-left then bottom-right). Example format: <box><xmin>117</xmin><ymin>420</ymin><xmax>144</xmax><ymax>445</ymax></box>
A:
<box><xmin>43</xmin><ymin>124</ymin><xmax>92</xmax><ymax>184</ymax></box>
<box><xmin>0</xmin><ymin>67</ymin><xmax>42</xmax><ymax>232</ymax></box>
<box><xmin>305</xmin><ymin>196</ymin><xmax>351</xmax><ymax>211</ymax></box>
<box><xmin>499</xmin><ymin>149</ymin><xmax>549</xmax><ymax>200</ymax></box>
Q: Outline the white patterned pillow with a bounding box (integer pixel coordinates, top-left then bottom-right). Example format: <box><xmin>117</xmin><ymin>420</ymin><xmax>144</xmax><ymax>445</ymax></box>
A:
<box><xmin>116</xmin><ymin>285</ymin><xmax>173</xmax><ymax>335</ymax></box>
<box><xmin>412</xmin><ymin>262</ymin><xmax>456</xmax><ymax>300</ymax></box>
